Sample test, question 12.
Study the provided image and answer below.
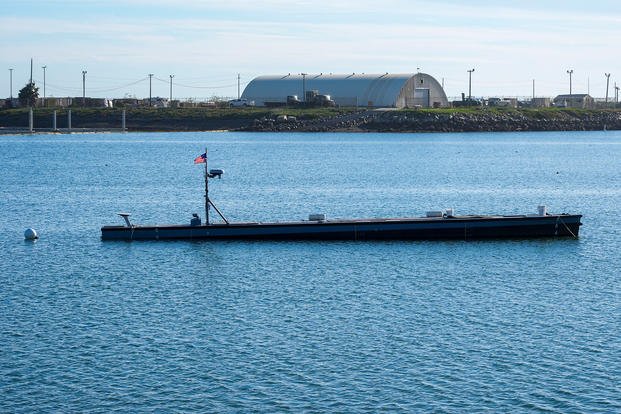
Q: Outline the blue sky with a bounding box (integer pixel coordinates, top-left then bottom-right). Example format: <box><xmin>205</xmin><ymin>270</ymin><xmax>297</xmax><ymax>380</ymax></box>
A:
<box><xmin>2</xmin><ymin>0</ymin><xmax>620</xmax><ymax>100</ymax></box>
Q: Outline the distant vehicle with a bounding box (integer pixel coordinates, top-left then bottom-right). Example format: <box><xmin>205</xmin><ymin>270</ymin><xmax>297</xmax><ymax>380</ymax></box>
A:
<box><xmin>305</xmin><ymin>90</ymin><xmax>336</xmax><ymax>107</ymax></box>
<box><xmin>287</xmin><ymin>95</ymin><xmax>301</xmax><ymax>105</ymax></box>
<box><xmin>229</xmin><ymin>98</ymin><xmax>255</xmax><ymax>107</ymax></box>
<box><xmin>452</xmin><ymin>98</ymin><xmax>481</xmax><ymax>107</ymax></box>
<box><xmin>264</xmin><ymin>92</ymin><xmax>336</xmax><ymax>108</ymax></box>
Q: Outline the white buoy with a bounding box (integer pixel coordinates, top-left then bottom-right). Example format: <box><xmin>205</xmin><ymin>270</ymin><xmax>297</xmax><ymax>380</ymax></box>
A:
<box><xmin>24</xmin><ymin>228</ymin><xmax>39</xmax><ymax>240</ymax></box>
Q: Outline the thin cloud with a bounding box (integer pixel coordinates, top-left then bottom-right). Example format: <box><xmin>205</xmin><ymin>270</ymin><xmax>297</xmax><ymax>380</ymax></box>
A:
<box><xmin>1</xmin><ymin>1</ymin><xmax>620</xmax><ymax>98</ymax></box>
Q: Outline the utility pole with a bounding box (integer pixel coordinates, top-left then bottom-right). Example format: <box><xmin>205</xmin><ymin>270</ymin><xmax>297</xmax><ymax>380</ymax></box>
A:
<box><xmin>467</xmin><ymin>68</ymin><xmax>475</xmax><ymax>100</ymax></box>
<box><xmin>615</xmin><ymin>83</ymin><xmax>619</xmax><ymax>104</ymax></box>
<box><xmin>82</xmin><ymin>70</ymin><xmax>87</xmax><ymax>107</ymax></box>
<box><xmin>169</xmin><ymin>74</ymin><xmax>174</xmax><ymax>103</ymax></box>
<box><xmin>148</xmin><ymin>73</ymin><xmax>153</xmax><ymax>107</ymax></box>
<box><xmin>30</xmin><ymin>58</ymin><xmax>33</xmax><ymax>84</ymax></box>
<box><xmin>301</xmin><ymin>73</ymin><xmax>307</xmax><ymax>102</ymax></box>
<box><xmin>532</xmin><ymin>79</ymin><xmax>535</xmax><ymax>100</ymax></box>
<box><xmin>567</xmin><ymin>69</ymin><xmax>573</xmax><ymax>95</ymax></box>
<box><xmin>237</xmin><ymin>73</ymin><xmax>240</xmax><ymax>99</ymax></box>
<box><xmin>42</xmin><ymin>65</ymin><xmax>47</xmax><ymax>107</ymax></box>
<box><xmin>9</xmin><ymin>68</ymin><xmax>13</xmax><ymax>99</ymax></box>
<box><xmin>605</xmin><ymin>73</ymin><xmax>611</xmax><ymax>102</ymax></box>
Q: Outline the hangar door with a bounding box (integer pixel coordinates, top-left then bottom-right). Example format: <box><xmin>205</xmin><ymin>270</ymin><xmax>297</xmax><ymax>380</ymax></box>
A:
<box><xmin>413</xmin><ymin>88</ymin><xmax>430</xmax><ymax>107</ymax></box>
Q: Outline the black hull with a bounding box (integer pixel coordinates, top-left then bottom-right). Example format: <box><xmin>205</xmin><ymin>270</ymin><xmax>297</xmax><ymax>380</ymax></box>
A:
<box><xmin>101</xmin><ymin>214</ymin><xmax>582</xmax><ymax>241</ymax></box>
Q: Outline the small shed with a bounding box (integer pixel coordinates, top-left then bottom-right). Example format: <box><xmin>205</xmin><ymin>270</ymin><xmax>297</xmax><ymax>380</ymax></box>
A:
<box><xmin>553</xmin><ymin>94</ymin><xmax>594</xmax><ymax>109</ymax></box>
<box><xmin>531</xmin><ymin>97</ymin><xmax>551</xmax><ymax>108</ymax></box>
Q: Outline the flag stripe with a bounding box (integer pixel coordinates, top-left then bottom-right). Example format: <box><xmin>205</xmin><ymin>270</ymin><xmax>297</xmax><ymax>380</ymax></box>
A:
<box><xmin>194</xmin><ymin>153</ymin><xmax>206</xmax><ymax>164</ymax></box>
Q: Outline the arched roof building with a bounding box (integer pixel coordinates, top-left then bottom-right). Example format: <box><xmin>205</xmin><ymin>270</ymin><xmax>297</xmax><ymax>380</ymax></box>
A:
<box><xmin>241</xmin><ymin>73</ymin><xmax>448</xmax><ymax>108</ymax></box>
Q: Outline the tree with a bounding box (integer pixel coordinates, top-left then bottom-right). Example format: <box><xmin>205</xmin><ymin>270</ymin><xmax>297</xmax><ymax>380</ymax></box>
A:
<box><xmin>18</xmin><ymin>82</ymin><xmax>39</xmax><ymax>107</ymax></box>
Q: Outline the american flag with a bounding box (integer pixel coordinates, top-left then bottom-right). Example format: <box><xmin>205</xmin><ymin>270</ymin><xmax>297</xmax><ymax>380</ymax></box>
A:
<box><xmin>194</xmin><ymin>153</ymin><xmax>206</xmax><ymax>164</ymax></box>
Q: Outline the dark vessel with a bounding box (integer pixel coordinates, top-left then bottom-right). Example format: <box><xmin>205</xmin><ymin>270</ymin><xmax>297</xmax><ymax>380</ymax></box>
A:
<box><xmin>101</xmin><ymin>151</ymin><xmax>582</xmax><ymax>241</ymax></box>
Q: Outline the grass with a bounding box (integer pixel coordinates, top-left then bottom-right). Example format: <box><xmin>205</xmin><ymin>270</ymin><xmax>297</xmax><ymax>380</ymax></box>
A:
<box><xmin>1</xmin><ymin>106</ymin><xmax>618</xmax><ymax>129</ymax></box>
<box><xmin>401</xmin><ymin>106</ymin><xmax>619</xmax><ymax>118</ymax></box>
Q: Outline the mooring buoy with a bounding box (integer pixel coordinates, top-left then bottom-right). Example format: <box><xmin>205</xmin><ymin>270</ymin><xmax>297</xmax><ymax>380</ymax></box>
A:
<box><xmin>24</xmin><ymin>228</ymin><xmax>39</xmax><ymax>240</ymax></box>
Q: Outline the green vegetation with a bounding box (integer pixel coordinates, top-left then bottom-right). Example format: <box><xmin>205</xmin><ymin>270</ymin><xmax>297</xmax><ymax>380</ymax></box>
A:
<box><xmin>0</xmin><ymin>106</ymin><xmax>361</xmax><ymax>131</ymax></box>
<box><xmin>17</xmin><ymin>82</ymin><xmax>39</xmax><ymax>107</ymax></box>
<box><xmin>1</xmin><ymin>106</ymin><xmax>619</xmax><ymax>132</ymax></box>
<box><xmin>400</xmin><ymin>106</ymin><xmax>621</xmax><ymax>120</ymax></box>
<box><xmin>0</xmin><ymin>106</ymin><xmax>359</xmax><ymax>123</ymax></box>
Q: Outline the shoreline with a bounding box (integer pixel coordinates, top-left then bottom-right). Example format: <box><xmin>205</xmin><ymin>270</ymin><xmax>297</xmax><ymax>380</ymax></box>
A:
<box><xmin>1</xmin><ymin>107</ymin><xmax>620</xmax><ymax>134</ymax></box>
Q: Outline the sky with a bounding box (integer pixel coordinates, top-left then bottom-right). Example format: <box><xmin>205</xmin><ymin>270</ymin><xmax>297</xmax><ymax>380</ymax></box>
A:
<box><xmin>2</xmin><ymin>0</ymin><xmax>621</xmax><ymax>101</ymax></box>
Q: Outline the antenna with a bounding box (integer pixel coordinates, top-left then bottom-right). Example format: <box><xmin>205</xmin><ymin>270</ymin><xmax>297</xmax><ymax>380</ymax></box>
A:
<box><xmin>201</xmin><ymin>150</ymin><xmax>228</xmax><ymax>225</ymax></box>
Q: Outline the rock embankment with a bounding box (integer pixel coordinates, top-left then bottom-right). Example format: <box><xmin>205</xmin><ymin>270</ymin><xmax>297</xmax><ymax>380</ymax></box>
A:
<box><xmin>3</xmin><ymin>107</ymin><xmax>621</xmax><ymax>133</ymax></box>
<box><xmin>241</xmin><ymin>110</ymin><xmax>378</xmax><ymax>132</ymax></box>
<box><xmin>245</xmin><ymin>109</ymin><xmax>621</xmax><ymax>133</ymax></box>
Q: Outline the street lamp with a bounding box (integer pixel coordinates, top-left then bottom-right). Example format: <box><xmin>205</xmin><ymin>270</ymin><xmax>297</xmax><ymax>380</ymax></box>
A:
<box><xmin>42</xmin><ymin>65</ymin><xmax>47</xmax><ymax>106</ymax></box>
<box><xmin>566</xmin><ymin>69</ymin><xmax>573</xmax><ymax>95</ymax></box>
<box><xmin>467</xmin><ymin>68</ymin><xmax>475</xmax><ymax>100</ymax></box>
<box><xmin>301</xmin><ymin>73</ymin><xmax>307</xmax><ymax>102</ymax></box>
<box><xmin>82</xmin><ymin>70</ymin><xmax>87</xmax><ymax>107</ymax></box>
<box><xmin>169</xmin><ymin>74</ymin><xmax>174</xmax><ymax>103</ymax></box>
<box><xmin>148</xmin><ymin>73</ymin><xmax>154</xmax><ymax>107</ymax></box>
<box><xmin>605</xmin><ymin>73</ymin><xmax>611</xmax><ymax>102</ymax></box>
<box><xmin>9</xmin><ymin>68</ymin><xmax>13</xmax><ymax>100</ymax></box>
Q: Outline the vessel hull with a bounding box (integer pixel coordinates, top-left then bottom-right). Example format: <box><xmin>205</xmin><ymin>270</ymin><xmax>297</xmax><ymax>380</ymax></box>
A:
<box><xmin>101</xmin><ymin>214</ymin><xmax>582</xmax><ymax>241</ymax></box>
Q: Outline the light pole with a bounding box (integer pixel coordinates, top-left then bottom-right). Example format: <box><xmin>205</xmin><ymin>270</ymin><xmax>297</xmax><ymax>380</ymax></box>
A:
<box><xmin>82</xmin><ymin>70</ymin><xmax>87</xmax><ymax>107</ymax></box>
<box><xmin>605</xmin><ymin>73</ymin><xmax>611</xmax><ymax>102</ymax></box>
<box><xmin>169</xmin><ymin>74</ymin><xmax>174</xmax><ymax>103</ymax></box>
<box><xmin>567</xmin><ymin>69</ymin><xmax>573</xmax><ymax>95</ymax></box>
<box><xmin>467</xmin><ymin>68</ymin><xmax>475</xmax><ymax>100</ymax></box>
<box><xmin>148</xmin><ymin>73</ymin><xmax>153</xmax><ymax>107</ymax></box>
<box><xmin>237</xmin><ymin>73</ymin><xmax>241</xmax><ymax>99</ymax></box>
<box><xmin>9</xmin><ymin>68</ymin><xmax>13</xmax><ymax>100</ymax></box>
<box><xmin>42</xmin><ymin>65</ymin><xmax>47</xmax><ymax>107</ymax></box>
<box><xmin>301</xmin><ymin>73</ymin><xmax>307</xmax><ymax>102</ymax></box>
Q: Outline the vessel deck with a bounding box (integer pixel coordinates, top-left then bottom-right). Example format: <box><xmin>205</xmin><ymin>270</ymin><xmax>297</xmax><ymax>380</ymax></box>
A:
<box><xmin>101</xmin><ymin>214</ymin><xmax>582</xmax><ymax>241</ymax></box>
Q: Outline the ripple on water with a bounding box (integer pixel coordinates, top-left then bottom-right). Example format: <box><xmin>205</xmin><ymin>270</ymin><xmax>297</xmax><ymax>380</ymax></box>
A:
<box><xmin>1</xmin><ymin>131</ymin><xmax>621</xmax><ymax>412</ymax></box>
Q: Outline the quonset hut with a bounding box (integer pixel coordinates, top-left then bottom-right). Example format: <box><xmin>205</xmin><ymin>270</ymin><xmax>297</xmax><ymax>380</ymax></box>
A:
<box><xmin>241</xmin><ymin>73</ymin><xmax>448</xmax><ymax>108</ymax></box>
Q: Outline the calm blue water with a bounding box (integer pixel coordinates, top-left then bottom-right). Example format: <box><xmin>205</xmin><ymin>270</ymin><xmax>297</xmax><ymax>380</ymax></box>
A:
<box><xmin>1</xmin><ymin>131</ymin><xmax>620</xmax><ymax>412</ymax></box>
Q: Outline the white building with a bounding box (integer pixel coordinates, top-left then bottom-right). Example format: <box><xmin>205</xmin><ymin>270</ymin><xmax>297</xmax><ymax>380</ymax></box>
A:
<box><xmin>242</xmin><ymin>73</ymin><xmax>448</xmax><ymax>108</ymax></box>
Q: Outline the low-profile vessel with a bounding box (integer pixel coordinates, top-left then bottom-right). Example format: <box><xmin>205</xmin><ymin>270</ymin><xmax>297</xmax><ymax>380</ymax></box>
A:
<box><xmin>101</xmin><ymin>151</ymin><xmax>582</xmax><ymax>241</ymax></box>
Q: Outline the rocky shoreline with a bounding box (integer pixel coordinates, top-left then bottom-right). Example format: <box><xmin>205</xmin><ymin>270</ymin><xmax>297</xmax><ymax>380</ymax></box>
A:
<box><xmin>244</xmin><ymin>109</ymin><xmax>621</xmax><ymax>133</ymax></box>
<box><xmin>2</xmin><ymin>107</ymin><xmax>620</xmax><ymax>134</ymax></box>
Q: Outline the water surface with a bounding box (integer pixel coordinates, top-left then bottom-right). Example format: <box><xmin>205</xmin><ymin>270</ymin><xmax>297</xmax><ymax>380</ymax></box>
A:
<box><xmin>1</xmin><ymin>131</ymin><xmax>619</xmax><ymax>412</ymax></box>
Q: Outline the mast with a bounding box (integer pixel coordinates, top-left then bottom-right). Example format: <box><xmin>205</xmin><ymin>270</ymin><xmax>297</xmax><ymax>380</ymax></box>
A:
<box><xmin>204</xmin><ymin>148</ymin><xmax>210</xmax><ymax>225</ymax></box>
<box><xmin>201</xmin><ymin>148</ymin><xmax>228</xmax><ymax>225</ymax></box>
